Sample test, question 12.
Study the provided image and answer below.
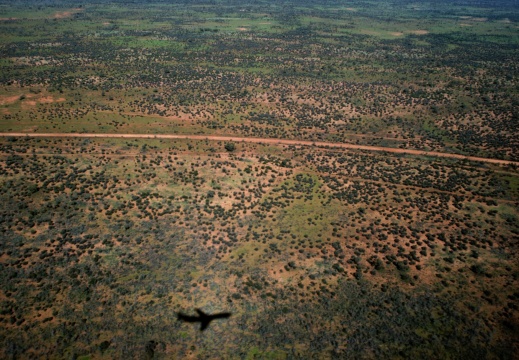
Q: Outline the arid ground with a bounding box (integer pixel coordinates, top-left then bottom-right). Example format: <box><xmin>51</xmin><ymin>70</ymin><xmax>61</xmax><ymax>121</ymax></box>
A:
<box><xmin>0</xmin><ymin>0</ymin><xmax>518</xmax><ymax>359</ymax></box>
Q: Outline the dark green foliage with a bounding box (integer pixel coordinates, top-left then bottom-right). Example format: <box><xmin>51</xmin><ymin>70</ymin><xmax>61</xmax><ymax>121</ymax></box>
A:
<box><xmin>224</xmin><ymin>142</ymin><xmax>236</xmax><ymax>152</ymax></box>
<box><xmin>248</xmin><ymin>281</ymin><xmax>515</xmax><ymax>359</ymax></box>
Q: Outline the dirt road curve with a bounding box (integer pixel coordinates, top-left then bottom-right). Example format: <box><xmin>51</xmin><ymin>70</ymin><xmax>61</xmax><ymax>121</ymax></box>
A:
<box><xmin>1</xmin><ymin>132</ymin><xmax>518</xmax><ymax>166</ymax></box>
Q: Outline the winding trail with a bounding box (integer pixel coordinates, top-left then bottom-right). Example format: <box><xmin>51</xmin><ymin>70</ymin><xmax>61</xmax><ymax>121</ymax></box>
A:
<box><xmin>1</xmin><ymin>132</ymin><xmax>518</xmax><ymax>166</ymax></box>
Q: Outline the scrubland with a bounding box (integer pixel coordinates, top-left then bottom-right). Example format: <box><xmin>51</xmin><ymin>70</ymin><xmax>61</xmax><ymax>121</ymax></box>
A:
<box><xmin>0</xmin><ymin>0</ymin><xmax>518</xmax><ymax>358</ymax></box>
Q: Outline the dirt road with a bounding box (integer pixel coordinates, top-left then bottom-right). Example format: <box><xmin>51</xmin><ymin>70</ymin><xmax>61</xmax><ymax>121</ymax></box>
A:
<box><xmin>1</xmin><ymin>132</ymin><xmax>518</xmax><ymax>166</ymax></box>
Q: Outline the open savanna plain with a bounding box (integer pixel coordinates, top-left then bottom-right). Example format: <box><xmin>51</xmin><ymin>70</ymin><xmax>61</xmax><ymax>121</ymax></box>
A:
<box><xmin>1</xmin><ymin>0</ymin><xmax>518</xmax><ymax>161</ymax></box>
<box><xmin>0</xmin><ymin>136</ymin><xmax>518</xmax><ymax>359</ymax></box>
<box><xmin>0</xmin><ymin>0</ymin><xmax>518</xmax><ymax>359</ymax></box>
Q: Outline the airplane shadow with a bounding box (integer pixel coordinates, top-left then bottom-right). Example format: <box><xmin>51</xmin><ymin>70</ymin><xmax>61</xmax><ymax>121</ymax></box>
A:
<box><xmin>177</xmin><ymin>308</ymin><xmax>232</xmax><ymax>331</ymax></box>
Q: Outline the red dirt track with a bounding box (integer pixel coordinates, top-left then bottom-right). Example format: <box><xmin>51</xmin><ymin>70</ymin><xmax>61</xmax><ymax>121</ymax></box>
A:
<box><xmin>1</xmin><ymin>132</ymin><xmax>517</xmax><ymax>166</ymax></box>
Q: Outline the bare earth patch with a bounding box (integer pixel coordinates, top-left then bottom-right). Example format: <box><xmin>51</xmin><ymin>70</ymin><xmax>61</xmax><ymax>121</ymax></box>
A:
<box><xmin>39</xmin><ymin>96</ymin><xmax>65</xmax><ymax>104</ymax></box>
<box><xmin>53</xmin><ymin>11</ymin><xmax>73</xmax><ymax>19</ymax></box>
<box><xmin>20</xmin><ymin>95</ymin><xmax>67</xmax><ymax>106</ymax></box>
<box><xmin>0</xmin><ymin>95</ymin><xmax>21</xmax><ymax>105</ymax></box>
<box><xmin>53</xmin><ymin>8</ymin><xmax>83</xmax><ymax>19</ymax></box>
<box><xmin>459</xmin><ymin>16</ymin><xmax>488</xmax><ymax>22</ymax></box>
<box><xmin>237</xmin><ymin>27</ymin><xmax>248</xmax><ymax>31</ymax></box>
<box><xmin>391</xmin><ymin>32</ymin><xmax>404</xmax><ymax>37</ymax></box>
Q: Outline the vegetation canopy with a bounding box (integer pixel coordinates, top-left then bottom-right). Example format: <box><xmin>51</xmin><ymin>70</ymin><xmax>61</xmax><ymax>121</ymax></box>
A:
<box><xmin>0</xmin><ymin>0</ymin><xmax>517</xmax><ymax>358</ymax></box>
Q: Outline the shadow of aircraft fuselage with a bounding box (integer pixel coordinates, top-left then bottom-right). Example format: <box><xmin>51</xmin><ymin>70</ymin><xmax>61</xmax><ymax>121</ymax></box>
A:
<box><xmin>177</xmin><ymin>309</ymin><xmax>231</xmax><ymax>331</ymax></box>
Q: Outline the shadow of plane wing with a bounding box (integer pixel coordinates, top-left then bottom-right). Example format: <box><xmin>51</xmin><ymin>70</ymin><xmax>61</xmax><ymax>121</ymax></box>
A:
<box><xmin>177</xmin><ymin>309</ymin><xmax>232</xmax><ymax>331</ymax></box>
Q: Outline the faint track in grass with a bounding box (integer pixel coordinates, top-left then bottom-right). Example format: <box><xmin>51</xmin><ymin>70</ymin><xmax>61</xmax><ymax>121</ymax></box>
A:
<box><xmin>1</xmin><ymin>132</ymin><xmax>518</xmax><ymax>166</ymax></box>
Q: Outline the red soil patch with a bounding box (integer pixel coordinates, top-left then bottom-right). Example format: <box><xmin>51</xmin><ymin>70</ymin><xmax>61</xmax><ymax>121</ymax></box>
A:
<box><xmin>52</xmin><ymin>8</ymin><xmax>83</xmax><ymax>19</ymax></box>
<box><xmin>0</xmin><ymin>95</ymin><xmax>20</xmax><ymax>105</ymax></box>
